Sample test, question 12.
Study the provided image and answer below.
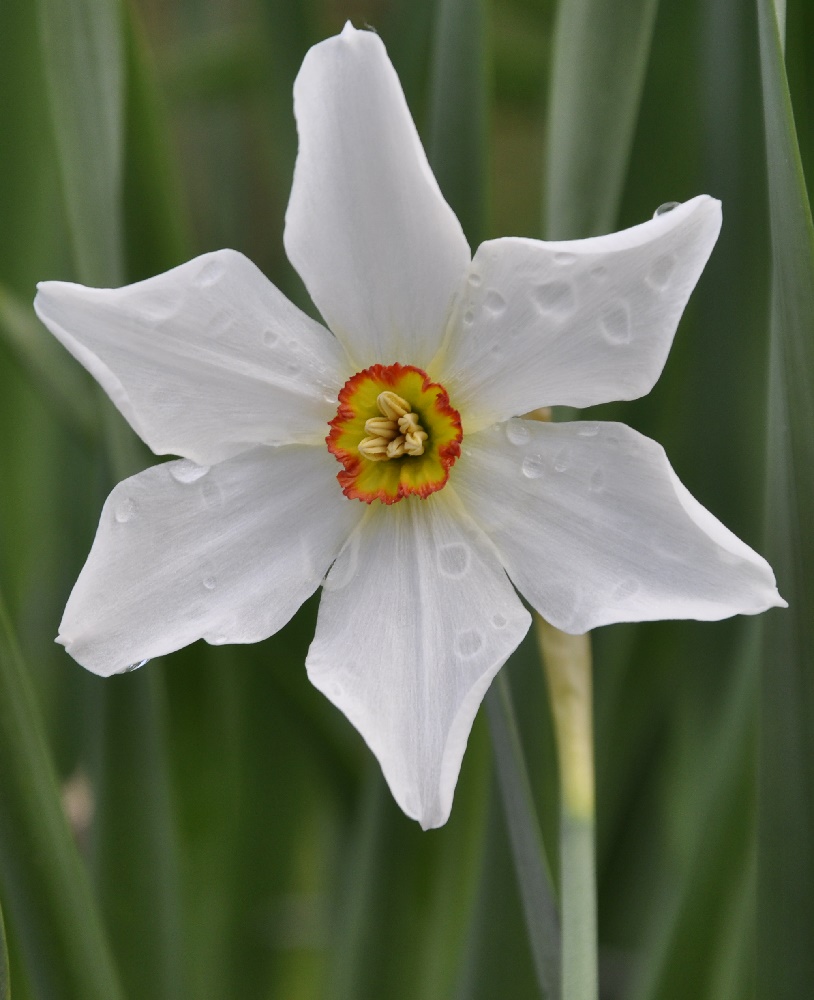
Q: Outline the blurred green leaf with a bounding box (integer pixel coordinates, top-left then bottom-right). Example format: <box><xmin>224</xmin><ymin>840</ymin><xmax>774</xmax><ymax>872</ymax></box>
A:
<box><xmin>486</xmin><ymin>673</ymin><xmax>561</xmax><ymax>1000</ymax></box>
<box><xmin>544</xmin><ymin>0</ymin><xmax>660</xmax><ymax>238</ymax></box>
<box><xmin>0</xmin><ymin>593</ymin><xmax>125</xmax><ymax>1000</ymax></box>
<box><xmin>124</xmin><ymin>3</ymin><xmax>191</xmax><ymax>281</ymax></box>
<box><xmin>0</xmin><ymin>283</ymin><xmax>99</xmax><ymax>445</ymax></box>
<box><xmin>427</xmin><ymin>0</ymin><xmax>489</xmax><ymax>246</ymax></box>
<box><xmin>755</xmin><ymin>0</ymin><xmax>814</xmax><ymax>996</ymax></box>
<box><xmin>35</xmin><ymin>0</ymin><xmax>124</xmax><ymax>286</ymax></box>
<box><xmin>90</xmin><ymin>669</ymin><xmax>186</xmax><ymax>1000</ymax></box>
<box><xmin>0</xmin><ymin>899</ymin><xmax>9</xmax><ymax>1000</ymax></box>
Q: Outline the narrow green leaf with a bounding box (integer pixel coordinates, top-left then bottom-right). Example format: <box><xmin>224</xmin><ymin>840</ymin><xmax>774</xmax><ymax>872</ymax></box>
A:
<box><xmin>544</xmin><ymin>0</ymin><xmax>660</xmax><ymax>238</ymax></box>
<box><xmin>0</xmin><ymin>593</ymin><xmax>125</xmax><ymax>1000</ymax></box>
<box><xmin>486</xmin><ymin>674</ymin><xmax>561</xmax><ymax>1000</ymax></box>
<box><xmin>426</xmin><ymin>0</ymin><xmax>489</xmax><ymax>246</ymax></box>
<box><xmin>35</xmin><ymin>0</ymin><xmax>124</xmax><ymax>286</ymax></box>
<box><xmin>90</xmin><ymin>670</ymin><xmax>186</xmax><ymax>1000</ymax></box>
<box><xmin>0</xmin><ymin>283</ymin><xmax>99</xmax><ymax>445</ymax></box>
<box><xmin>755</xmin><ymin>1</ymin><xmax>814</xmax><ymax>996</ymax></box>
<box><xmin>0</xmin><ymin>899</ymin><xmax>9</xmax><ymax>1000</ymax></box>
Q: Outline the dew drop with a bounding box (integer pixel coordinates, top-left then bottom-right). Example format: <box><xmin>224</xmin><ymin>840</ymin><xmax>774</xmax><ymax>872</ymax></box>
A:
<box><xmin>170</xmin><ymin>460</ymin><xmax>210</xmax><ymax>484</ymax></box>
<box><xmin>197</xmin><ymin>258</ymin><xmax>225</xmax><ymax>287</ymax></box>
<box><xmin>521</xmin><ymin>455</ymin><xmax>545</xmax><ymax>479</ymax></box>
<box><xmin>263</xmin><ymin>328</ymin><xmax>280</xmax><ymax>348</ymax></box>
<box><xmin>589</xmin><ymin>468</ymin><xmax>605</xmax><ymax>492</ymax></box>
<box><xmin>484</xmin><ymin>290</ymin><xmax>507</xmax><ymax>315</ymax></box>
<box><xmin>554</xmin><ymin>448</ymin><xmax>570</xmax><ymax>472</ymax></box>
<box><xmin>506</xmin><ymin>421</ymin><xmax>530</xmax><ymax>446</ymax></box>
<box><xmin>492</xmin><ymin>613</ymin><xmax>508</xmax><ymax>630</ymax></box>
<box><xmin>114</xmin><ymin>498</ymin><xmax>137</xmax><ymax>523</ymax></box>
<box><xmin>210</xmin><ymin>634</ymin><xmax>229</xmax><ymax>646</ymax></box>
<box><xmin>653</xmin><ymin>201</ymin><xmax>681</xmax><ymax>217</ymax></box>
<box><xmin>554</xmin><ymin>251</ymin><xmax>577</xmax><ymax>266</ymax></box>
<box><xmin>577</xmin><ymin>422</ymin><xmax>600</xmax><ymax>437</ymax></box>
<box><xmin>118</xmin><ymin>658</ymin><xmax>149</xmax><ymax>674</ymax></box>
<box><xmin>590</xmin><ymin>264</ymin><xmax>608</xmax><ymax>282</ymax></box>
<box><xmin>532</xmin><ymin>280</ymin><xmax>576</xmax><ymax>317</ymax></box>
<box><xmin>203</xmin><ymin>576</ymin><xmax>217</xmax><ymax>591</ymax></box>
<box><xmin>437</xmin><ymin>543</ymin><xmax>471</xmax><ymax>579</ymax></box>
<box><xmin>463</xmin><ymin>309</ymin><xmax>475</xmax><ymax>326</ymax></box>
<box><xmin>600</xmin><ymin>304</ymin><xmax>632</xmax><ymax>345</ymax></box>
<box><xmin>647</xmin><ymin>253</ymin><xmax>677</xmax><ymax>291</ymax></box>
<box><xmin>468</xmin><ymin>272</ymin><xmax>483</xmax><ymax>288</ymax></box>
<box><xmin>455</xmin><ymin>629</ymin><xmax>483</xmax><ymax>659</ymax></box>
<box><xmin>285</xmin><ymin>360</ymin><xmax>301</xmax><ymax>376</ymax></box>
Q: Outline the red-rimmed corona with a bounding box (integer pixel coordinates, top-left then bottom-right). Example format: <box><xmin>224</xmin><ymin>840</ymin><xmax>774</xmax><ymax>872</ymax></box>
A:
<box><xmin>327</xmin><ymin>363</ymin><xmax>462</xmax><ymax>504</ymax></box>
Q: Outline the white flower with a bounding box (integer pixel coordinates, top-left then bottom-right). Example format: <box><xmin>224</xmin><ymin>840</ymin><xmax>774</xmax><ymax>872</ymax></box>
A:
<box><xmin>34</xmin><ymin>24</ymin><xmax>784</xmax><ymax>829</ymax></box>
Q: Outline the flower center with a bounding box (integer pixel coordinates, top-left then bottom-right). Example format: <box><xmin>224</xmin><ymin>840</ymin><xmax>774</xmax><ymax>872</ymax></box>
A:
<box><xmin>327</xmin><ymin>363</ymin><xmax>463</xmax><ymax>504</ymax></box>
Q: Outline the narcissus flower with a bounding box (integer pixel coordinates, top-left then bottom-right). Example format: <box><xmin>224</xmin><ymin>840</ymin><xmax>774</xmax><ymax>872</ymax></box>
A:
<box><xmin>35</xmin><ymin>24</ymin><xmax>784</xmax><ymax>829</ymax></box>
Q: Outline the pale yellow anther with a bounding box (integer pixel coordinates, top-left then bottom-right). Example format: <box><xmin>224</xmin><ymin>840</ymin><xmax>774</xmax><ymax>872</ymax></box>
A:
<box><xmin>377</xmin><ymin>391</ymin><xmax>411</xmax><ymax>421</ymax></box>
<box><xmin>364</xmin><ymin>417</ymin><xmax>399</xmax><ymax>440</ymax></box>
<box><xmin>358</xmin><ymin>391</ymin><xmax>430</xmax><ymax>462</ymax></box>
<box><xmin>358</xmin><ymin>436</ymin><xmax>391</xmax><ymax>461</ymax></box>
<box><xmin>386</xmin><ymin>437</ymin><xmax>407</xmax><ymax>459</ymax></box>
<box><xmin>398</xmin><ymin>412</ymin><xmax>421</xmax><ymax>435</ymax></box>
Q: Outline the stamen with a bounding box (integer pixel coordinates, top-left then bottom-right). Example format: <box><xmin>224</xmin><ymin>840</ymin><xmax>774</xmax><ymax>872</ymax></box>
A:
<box><xmin>358</xmin><ymin>436</ymin><xmax>391</xmax><ymax>461</ymax></box>
<box><xmin>377</xmin><ymin>391</ymin><xmax>411</xmax><ymax>421</ymax></box>
<box><xmin>386</xmin><ymin>437</ymin><xmax>407</xmax><ymax>459</ymax></box>
<box><xmin>364</xmin><ymin>417</ymin><xmax>399</xmax><ymax>440</ymax></box>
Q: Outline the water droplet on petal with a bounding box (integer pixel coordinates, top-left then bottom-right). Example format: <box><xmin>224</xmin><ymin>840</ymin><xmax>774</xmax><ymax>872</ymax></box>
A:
<box><xmin>463</xmin><ymin>309</ymin><xmax>475</xmax><ymax>326</ymax></box>
<box><xmin>114</xmin><ymin>498</ymin><xmax>137</xmax><ymax>523</ymax></box>
<box><xmin>600</xmin><ymin>303</ymin><xmax>632</xmax><ymax>344</ymax></box>
<box><xmin>437</xmin><ymin>543</ymin><xmax>471</xmax><ymax>579</ymax></box>
<box><xmin>654</xmin><ymin>201</ymin><xmax>681</xmax><ymax>217</ymax></box>
<box><xmin>484</xmin><ymin>290</ymin><xmax>507</xmax><ymax>315</ymax></box>
<box><xmin>468</xmin><ymin>272</ymin><xmax>483</xmax><ymax>287</ymax></box>
<box><xmin>170</xmin><ymin>460</ymin><xmax>210</xmax><ymax>484</ymax></box>
<box><xmin>209</xmin><ymin>633</ymin><xmax>229</xmax><ymax>646</ymax></box>
<box><xmin>590</xmin><ymin>265</ymin><xmax>608</xmax><ymax>282</ymax></box>
<box><xmin>506</xmin><ymin>421</ymin><xmax>530</xmax><ymax>446</ymax></box>
<box><xmin>263</xmin><ymin>328</ymin><xmax>279</xmax><ymax>347</ymax></box>
<box><xmin>197</xmin><ymin>258</ymin><xmax>225</xmax><ymax>287</ymax></box>
<box><xmin>492</xmin><ymin>613</ymin><xmax>508</xmax><ymax>630</ymax></box>
<box><xmin>554</xmin><ymin>449</ymin><xmax>570</xmax><ymax>472</ymax></box>
<box><xmin>647</xmin><ymin>253</ymin><xmax>677</xmax><ymax>290</ymax></box>
<box><xmin>203</xmin><ymin>576</ymin><xmax>217</xmax><ymax>591</ymax></box>
<box><xmin>577</xmin><ymin>422</ymin><xmax>600</xmax><ymax>437</ymax></box>
<box><xmin>118</xmin><ymin>658</ymin><xmax>150</xmax><ymax>674</ymax></box>
<box><xmin>589</xmin><ymin>468</ymin><xmax>605</xmax><ymax>492</ymax></box>
<box><xmin>522</xmin><ymin>455</ymin><xmax>545</xmax><ymax>479</ymax></box>
<box><xmin>455</xmin><ymin>629</ymin><xmax>483</xmax><ymax>659</ymax></box>
<box><xmin>532</xmin><ymin>280</ymin><xmax>576</xmax><ymax>317</ymax></box>
<box><xmin>554</xmin><ymin>251</ymin><xmax>577</xmax><ymax>266</ymax></box>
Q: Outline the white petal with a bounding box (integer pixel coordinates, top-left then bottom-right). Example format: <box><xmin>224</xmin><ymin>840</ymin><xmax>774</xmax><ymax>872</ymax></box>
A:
<box><xmin>35</xmin><ymin>250</ymin><xmax>349</xmax><ymax>465</ymax></box>
<box><xmin>453</xmin><ymin>420</ymin><xmax>785</xmax><ymax>632</ymax></box>
<box><xmin>284</xmin><ymin>23</ymin><xmax>470</xmax><ymax>370</ymax></box>
<box><xmin>59</xmin><ymin>445</ymin><xmax>362</xmax><ymax>676</ymax></box>
<box><xmin>436</xmin><ymin>197</ymin><xmax>722</xmax><ymax>429</ymax></box>
<box><xmin>306</xmin><ymin>491</ymin><xmax>530</xmax><ymax>829</ymax></box>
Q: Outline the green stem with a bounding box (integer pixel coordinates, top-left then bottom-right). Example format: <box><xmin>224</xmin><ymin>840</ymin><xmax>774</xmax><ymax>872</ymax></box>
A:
<box><xmin>536</xmin><ymin>617</ymin><xmax>598</xmax><ymax>1000</ymax></box>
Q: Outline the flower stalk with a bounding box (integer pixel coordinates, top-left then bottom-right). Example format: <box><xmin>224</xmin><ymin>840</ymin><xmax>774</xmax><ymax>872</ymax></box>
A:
<box><xmin>536</xmin><ymin>616</ymin><xmax>597</xmax><ymax>1000</ymax></box>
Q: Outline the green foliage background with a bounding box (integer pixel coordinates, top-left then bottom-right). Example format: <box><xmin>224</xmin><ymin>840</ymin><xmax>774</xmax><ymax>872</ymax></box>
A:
<box><xmin>0</xmin><ymin>0</ymin><xmax>811</xmax><ymax>998</ymax></box>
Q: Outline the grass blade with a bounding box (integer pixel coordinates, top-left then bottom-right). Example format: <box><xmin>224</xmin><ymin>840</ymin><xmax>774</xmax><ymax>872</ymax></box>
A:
<box><xmin>486</xmin><ymin>673</ymin><xmax>561</xmax><ymax>1000</ymax></box>
<box><xmin>0</xmin><ymin>593</ymin><xmax>125</xmax><ymax>1000</ymax></box>
<box><xmin>427</xmin><ymin>0</ymin><xmax>489</xmax><ymax>246</ymax></box>
<box><xmin>755</xmin><ymin>1</ymin><xmax>814</xmax><ymax>995</ymax></box>
<box><xmin>544</xmin><ymin>0</ymin><xmax>660</xmax><ymax>238</ymax></box>
<box><xmin>35</xmin><ymin>0</ymin><xmax>124</xmax><ymax>286</ymax></box>
<box><xmin>0</xmin><ymin>283</ymin><xmax>99</xmax><ymax>445</ymax></box>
